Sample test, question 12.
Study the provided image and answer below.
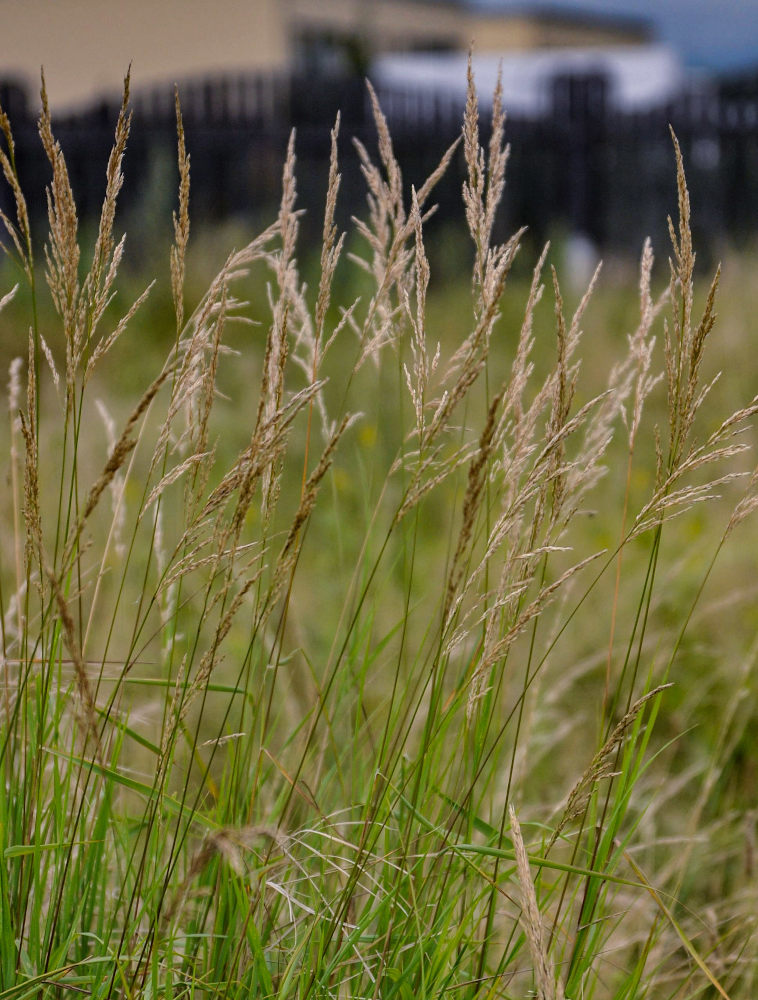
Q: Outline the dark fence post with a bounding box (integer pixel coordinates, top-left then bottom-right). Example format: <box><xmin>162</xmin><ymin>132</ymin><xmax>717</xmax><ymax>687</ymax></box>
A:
<box><xmin>549</xmin><ymin>70</ymin><xmax>609</xmax><ymax>243</ymax></box>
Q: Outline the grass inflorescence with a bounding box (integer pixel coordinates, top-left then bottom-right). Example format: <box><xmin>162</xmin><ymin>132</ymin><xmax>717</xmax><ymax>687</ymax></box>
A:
<box><xmin>0</xmin><ymin>65</ymin><xmax>757</xmax><ymax>999</ymax></box>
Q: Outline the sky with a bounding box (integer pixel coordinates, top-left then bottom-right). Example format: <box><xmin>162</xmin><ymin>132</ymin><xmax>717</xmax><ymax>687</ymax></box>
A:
<box><xmin>471</xmin><ymin>0</ymin><xmax>758</xmax><ymax>71</ymax></box>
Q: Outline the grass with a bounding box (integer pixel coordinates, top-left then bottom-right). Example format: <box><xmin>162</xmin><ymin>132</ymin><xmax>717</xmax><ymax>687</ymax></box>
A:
<box><xmin>0</xmin><ymin>65</ymin><xmax>757</xmax><ymax>998</ymax></box>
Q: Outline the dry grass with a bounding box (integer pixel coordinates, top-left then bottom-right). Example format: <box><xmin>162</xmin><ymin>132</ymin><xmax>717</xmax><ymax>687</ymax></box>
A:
<box><xmin>0</xmin><ymin>63</ymin><xmax>757</xmax><ymax>999</ymax></box>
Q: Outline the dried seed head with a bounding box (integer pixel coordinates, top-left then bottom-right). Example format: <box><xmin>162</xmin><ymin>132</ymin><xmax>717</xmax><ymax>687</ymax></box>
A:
<box><xmin>509</xmin><ymin>806</ymin><xmax>565</xmax><ymax>1000</ymax></box>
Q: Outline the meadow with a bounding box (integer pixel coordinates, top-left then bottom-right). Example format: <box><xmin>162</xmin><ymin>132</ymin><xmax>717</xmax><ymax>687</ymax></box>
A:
<box><xmin>1</xmin><ymin>68</ymin><xmax>757</xmax><ymax>998</ymax></box>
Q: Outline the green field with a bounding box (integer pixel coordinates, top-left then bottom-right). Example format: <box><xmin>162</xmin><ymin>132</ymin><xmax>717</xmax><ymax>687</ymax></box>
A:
<box><xmin>1</xmin><ymin>75</ymin><xmax>757</xmax><ymax>998</ymax></box>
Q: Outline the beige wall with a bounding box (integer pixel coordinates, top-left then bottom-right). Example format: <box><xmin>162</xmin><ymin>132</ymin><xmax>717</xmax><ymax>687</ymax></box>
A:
<box><xmin>288</xmin><ymin>0</ymin><xmax>464</xmax><ymax>52</ymax></box>
<box><xmin>467</xmin><ymin>14</ymin><xmax>650</xmax><ymax>53</ymax></box>
<box><xmin>0</xmin><ymin>0</ymin><xmax>289</xmax><ymax>111</ymax></box>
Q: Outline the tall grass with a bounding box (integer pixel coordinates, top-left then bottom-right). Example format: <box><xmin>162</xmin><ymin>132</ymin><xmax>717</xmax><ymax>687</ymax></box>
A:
<box><xmin>0</xmin><ymin>65</ymin><xmax>757</xmax><ymax>999</ymax></box>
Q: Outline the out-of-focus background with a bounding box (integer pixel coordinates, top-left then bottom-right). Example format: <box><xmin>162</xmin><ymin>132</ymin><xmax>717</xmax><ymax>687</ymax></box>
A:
<box><xmin>1</xmin><ymin>0</ymin><xmax>757</xmax><ymax>257</ymax></box>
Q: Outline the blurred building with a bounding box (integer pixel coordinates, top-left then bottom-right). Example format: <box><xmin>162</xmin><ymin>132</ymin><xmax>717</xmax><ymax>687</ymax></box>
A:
<box><xmin>0</xmin><ymin>0</ymin><xmax>653</xmax><ymax>111</ymax></box>
<box><xmin>0</xmin><ymin>0</ymin><xmax>288</xmax><ymax>111</ymax></box>
<box><xmin>288</xmin><ymin>2</ymin><xmax>652</xmax><ymax>75</ymax></box>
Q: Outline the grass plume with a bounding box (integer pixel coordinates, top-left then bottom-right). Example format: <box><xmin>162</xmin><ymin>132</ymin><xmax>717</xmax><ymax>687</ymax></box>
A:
<box><xmin>0</xmin><ymin>71</ymin><xmax>756</xmax><ymax>1000</ymax></box>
